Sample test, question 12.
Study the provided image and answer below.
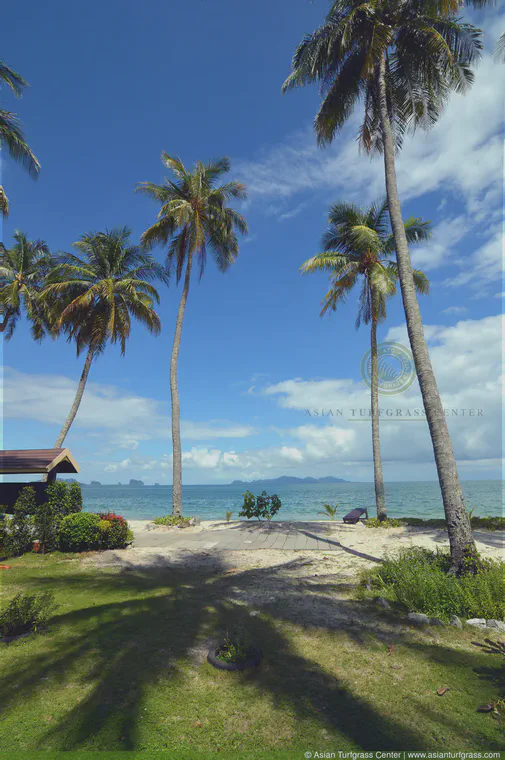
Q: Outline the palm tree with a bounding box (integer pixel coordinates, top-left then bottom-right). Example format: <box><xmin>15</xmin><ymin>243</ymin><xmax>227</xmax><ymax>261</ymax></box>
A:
<box><xmin>302</xmin><ymin>200</ymin><xmax>430</xmax><ymax>521</ymax></box>
<box><xmin>283</xmin><ymin>0</ymin><xmax>481</xmax><ymax>566</ymax></box>
<box><xmin>136</xmin><ymin>155</ymin><xmax>248</xmax><ymax>516</ymax></box>
<box><xmin>494</xmin><ymin>33</ymin><xmax>505</xmax><ymax>62</ymax></box>
<box><xmin>41</xmin><ymin>227</ymin><xmax>168</xmax><ymax>448</ymax></box>
<box><xmin>0</xmin><ymin>230</ymin><xmax>54</xmax><ymax>339</ymax></box>
<box><xmin>0</xmin><ymin>61</ymin><xmax>40</xmax><ymax>228</ymax></box>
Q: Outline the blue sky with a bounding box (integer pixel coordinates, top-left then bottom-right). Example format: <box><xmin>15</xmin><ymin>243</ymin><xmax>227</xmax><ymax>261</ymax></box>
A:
<box><xmin>2</xmin><ymin>0</ymin><xmax>503</xmax><ymax>484</ymax></box>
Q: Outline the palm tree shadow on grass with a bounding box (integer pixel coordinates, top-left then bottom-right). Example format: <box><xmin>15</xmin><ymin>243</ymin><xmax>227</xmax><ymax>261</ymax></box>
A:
<box><xmin>1</xmin><ymin>560</ymin><xmax>439</xmax><ymax>751</ymax></box>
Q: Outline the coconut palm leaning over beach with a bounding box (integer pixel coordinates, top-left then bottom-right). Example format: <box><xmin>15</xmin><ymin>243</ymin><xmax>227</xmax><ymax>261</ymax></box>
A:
<box><xmin>136</xmin><ymin>155</ymin><xmax>248</xmax><ymax>517</ymax></box>
<box><xmin>301</xmin><ymin>200</ymin><xmax>430</xmax><ymax>522</ymax></box>
<box><xmin>41</xmin><ymin>227</ymin><xmax>168</xmax><ymax>449</ymax></box>
<box><xmin>0</xmin><ymin>61</ymin><xmax>39</xmax><ymax>224</ymax></box>
<box><xmin>283</xmin><ymin>0</ymin><xmax>482</xmax><ymax>567</ymax></box>
<box><xmin>0</xmin><ymin>231</ymin><xmax>54</xmax><ymax>338</ymax></box>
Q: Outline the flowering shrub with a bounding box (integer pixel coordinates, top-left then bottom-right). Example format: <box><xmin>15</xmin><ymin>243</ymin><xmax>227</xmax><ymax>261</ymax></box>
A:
<box><xmin>59</xmin><ymin>511</ymin><xmax>132</xmax><ymax>551</ymax></box>
<box><xmin>97</xmin><ymin>512</ymin><xmax>131</xmax><ymax>549</ymax></box>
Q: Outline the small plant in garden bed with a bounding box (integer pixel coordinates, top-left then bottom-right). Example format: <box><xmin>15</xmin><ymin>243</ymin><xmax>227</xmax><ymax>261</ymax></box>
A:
<box><xmin>153</xmin><ymin>515</ymin><xmax>193</xmax><ymax>527</ymax></box>
<box><xmin>216</xmin><ymin>632</ymin><xmax>249</xmax><ymax>664</ymax></box>
<box><xmin>366</xmin><ymin>517</ymin><xmax>403</xmax><ymax>528</ymax></box>
<box><xmin>0</xmin><ymin>591</ymin><xmax>58</xmax><ymax>640</ymax></box>
<box><xmin>239</xmin><ymin>491</ymin><xmax>281</xmax><ymax>521</ymax></box>
<box><xmin>359</xmin><ymin>547</ymin><xmax>505</xmax><ymax>622</ymax></box>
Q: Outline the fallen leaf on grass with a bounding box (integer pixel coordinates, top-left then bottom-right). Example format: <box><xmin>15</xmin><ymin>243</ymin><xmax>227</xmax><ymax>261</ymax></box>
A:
<box><xmin>387</xmin><ymin>645</ymin><xmax>395</xmax><ymax>656</ymax></box>
<box><xmin>437</xmin><ymin>687</ymin><xmax>450</xmax><ymax>696</ymax></box>
<box><xmin>193</xmin><ymin>720</ymin><xmax>203</xmax><ymax>728</ymax></box>
<box><xmin>390</xmin><ymin>665</ymin><xmax>402</xmax><ymax>670</ymax></box>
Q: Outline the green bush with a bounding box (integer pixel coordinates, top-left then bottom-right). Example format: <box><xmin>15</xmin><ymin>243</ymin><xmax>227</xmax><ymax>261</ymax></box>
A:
<box><xmin>3</xmin><ymin>487</ymin><xmax>35</xmax><ymax>557</ymax></box>
<box><xmin>366</xmin><ymin>517</ymin><xmax>403</xmax><ymax>528</ymax></box>
<box><xmin>59</xmin><ymin>512</ymin><xmax>101</xmax><ymax>552</ymax></box>
<box><xmin>239</xmin><ymin>491</ymin><xmax>282</xmax><ymax>521</ymax></box>
<box><xmin>59</xmin><ymin>511</ymin><xmax>131</xmax><ymax>551</ymax></box>
<box><xmin>67</xmin><ymin>482</ymin><xmax>83</xmax><ymax>514</ymax></box>
<box><xmin>361</xmin><ymin>547</ymin><xmax>505</xmax><ymax>621</ymax></box>
<box><xmin>0</xmin><ymin>591</ymin><xmax>57</xmax><ymax>639</ymax></box>
<box><xmin>153</xmin><ymin>515</ymin><xmax>193</xmax><ymax>527</ymax></box>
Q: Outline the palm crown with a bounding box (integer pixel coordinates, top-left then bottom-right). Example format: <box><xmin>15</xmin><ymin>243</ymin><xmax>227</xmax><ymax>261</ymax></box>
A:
<box><xmin>0</xmin><ymin>230</ymin><xmax>54</xmax><ymax>339</ymax></box>
<box><xmin>301</xmin><ymin>200</ymin><xmax>430</xmax><ymax>324</ymax></box>
<box><xmin>136</xmin><ymin>154</ymin><xmax>248</xmax><ymax>278</ymax></box>
<box><xmin>282</xmin><ymin>0</ymin><xmax>482</xmax><ymax>151</ymax></box>
<box><xmin>0</xmin><ymin>61</ymin><xmax>40</xmax><ymax>217</ymax></box>
<box><xmin>42</xmin><ymin>227</ymin><xmax>168</xmax><ymax>356</ymax></box>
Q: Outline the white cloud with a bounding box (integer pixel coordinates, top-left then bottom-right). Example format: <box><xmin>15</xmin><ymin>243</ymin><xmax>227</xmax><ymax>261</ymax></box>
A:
<box><xmin>441</xmin><ymin>306</ymin><xmax>468</xmax><ymax>316</ymax></box>
<box><xmin>2</xmin><ymin>368</ymin><xmax>256</xmax><ymax>449</ymax></box>
<box><xmin>442</xmin><ymin>230</ymin><xmax>504</xmax><ymax>296</ymax></box>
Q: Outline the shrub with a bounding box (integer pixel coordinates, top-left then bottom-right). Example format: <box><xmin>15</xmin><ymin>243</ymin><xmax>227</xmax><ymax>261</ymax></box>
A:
<box><xmin>3</xmin><ymin>487</ymin><xmax>35</xmax><ymax>557</ymax></box>
<box><xmin>153</xmin><ymin>515</ymin><xmax>192</xmax><ymax>528</ymax></box>
<box><xmin>97</xmin><ymin>512</ymin><xmax>131</xmax><ymax>549</ymax></box>
<box><xmin>366</xmin><ymin>517</ymin><xmax>403</xmax><ymax>528</ymax></box>
<box><xmin>59</xmin><ymin>512</ymin><xmax>101</xmax><ymax>552</ymax></box>
<box><xmin>239</xmin><ymin>491</ymin><xmax>282</xmax><ymax>521</ymax></box>
<box><xmin>225</xmin><ymin>510</ymin><xmax>233</xmax><ymax>523</ymax></box>
<box><xmin>361</xmin><ymin>547</ymin><xmax>505</xmax><ymax>621</ymax></box>
<box><xmin>0</xmin><ymin>591</ymin><xmax>57</xmax><ymax>639</ymax></box>
<box><xmin>67</xmin><ymin>482</ymin><xmax>83</xmax><ymax>514</ymax></box>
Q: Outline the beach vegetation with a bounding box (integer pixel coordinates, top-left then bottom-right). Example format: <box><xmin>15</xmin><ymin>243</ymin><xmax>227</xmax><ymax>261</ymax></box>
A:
<box><xmin>0</xmin><ymin>591</ymin><xmax>57</xmax><ymax>639</ymax></box>
<box><xmin>239</xmin><ymin>490</ymin><xmax>282</xmax><ymax>521</ymax></box>
<box><xmin>360</xmin><ymin>548</ymin><xmax>505</xmax><ymax>621</ymax></box>
<box><xmin>225</xmin><ymin>510</ymin><xmax>233</xmax><ymax>523</ymax></box>
<box><xmin>59</xmin><ymin>511</ymin><xmax>132</xmax><ymax>552</ymax></box>
<box><xmin>136</xmin><ymin>156</ymin><xmax>248</xmax><ymax>518</ymax></box>
<box><xmin>153</xmin><ymin>514</ymin><xmax>193</xmax><ymax>528</ymax></box>
<box><xmin>395</xmin><ymin>516</ymin><xmax>505</xmax><ymax>531</ymax></box>
<box><xmin>366</xmin><ymin>517</ymin><xmax>402</xmax><ymax>528</ymax></box>
<box><xmin>318</xmin><ymin>503</ymin><xmax>340</xmax><ymax>520</ymax></box>
<box><xmin>302</xmin><ymin>201</ymin><xmax>429</xmax><ymax>522</ymax></box>
<box><xmin>283</xmin><ymin>0</ymin><xmax>482</xmax><ymax>567</ymax></box>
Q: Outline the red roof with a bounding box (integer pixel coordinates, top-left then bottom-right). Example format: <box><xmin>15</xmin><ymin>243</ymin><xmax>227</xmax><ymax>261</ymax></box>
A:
<box><xmin>0</xmin><ymin>448</ymin><xmax>80</xmax><ymax>474</ymax></box>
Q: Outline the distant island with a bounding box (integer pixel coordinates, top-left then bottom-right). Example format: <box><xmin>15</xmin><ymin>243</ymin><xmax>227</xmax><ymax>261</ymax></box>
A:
<box><xmin>90</xmin><ymin>480</ymin><xmax>102</xmax><ymax>486</ymax></box>
<box><xmin>129</xmin><ymin>479</ymin><xmax>145</xmax><ymax>487</ymax></box>
<box><xmin>230</xmin><ymin>475</ymin><xmax>349</xmax><ymax>486</ymax></box>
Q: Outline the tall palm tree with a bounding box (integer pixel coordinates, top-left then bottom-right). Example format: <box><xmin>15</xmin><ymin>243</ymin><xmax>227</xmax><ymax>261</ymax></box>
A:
<box><xmin>136</xmin><ymin>155</ymin><xmax>248</xmax><ymax>516</ymax></box>
<box><xmin>494</xmin><ymin>32</ymin><xmax>505</xmax><ymax>62</ymax></box>
<box><xmin>41</xmin><ymin>227</ymin><xmax>168</xmax><ymax>448</ymax></box>
<box><xmin>282</xmin><ymin>0</ymin><xmax>481</xmax><ymax>566</ymax></box>
<box><xmin>302</xmin><ymin>200</ymin><xmax>430</xmax><ymax>521</ymax></box>
<box><xmin>0</xmin><ymin>230</ymin><xmax>53</xmax><ymax>339</ymax></box>
<box><xmin>0</xmin><ymin>61</ymin><xmax>40</xmax><ymax>227</ymax></box>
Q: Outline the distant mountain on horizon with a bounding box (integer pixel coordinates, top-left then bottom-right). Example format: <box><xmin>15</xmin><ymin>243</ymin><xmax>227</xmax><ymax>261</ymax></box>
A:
<box><xmin>230</xmin><ymin>475</ymin><xmax>349</xmax><ymax>486</ymax></box>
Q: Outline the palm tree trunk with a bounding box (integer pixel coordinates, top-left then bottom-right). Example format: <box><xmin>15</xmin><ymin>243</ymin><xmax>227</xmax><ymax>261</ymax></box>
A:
<box><xmin>55</xmin><ymin>346</ymin><xmax>94</xmax><ymax>448</ymax></box>
<box><xmin>171</xmin><ymin>245</ymin><xmax>193</xmax><ymax>517</ymax></box>
<box><xmin>370</xmin><ymin>293</ymin><xmax>386</xmax><ymax>521</ymax></box>
<box><xmin>376</xmin><ymin>55</ymin><xmax>475</xmax><ymax>565</ymax></box>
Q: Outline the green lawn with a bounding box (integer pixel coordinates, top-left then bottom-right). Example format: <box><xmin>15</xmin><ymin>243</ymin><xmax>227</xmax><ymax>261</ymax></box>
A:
<box><xmin>0</xmin><ymin>553</ymin><xmax>503</xmax><ymax>757</ymax></box>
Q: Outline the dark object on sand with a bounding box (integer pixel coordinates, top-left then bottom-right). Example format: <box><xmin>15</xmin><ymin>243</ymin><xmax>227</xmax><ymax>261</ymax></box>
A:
<box><xmin>343</xmin><ymin>507</ymin><xmax>368</xmax><ymax>524</ymax></box>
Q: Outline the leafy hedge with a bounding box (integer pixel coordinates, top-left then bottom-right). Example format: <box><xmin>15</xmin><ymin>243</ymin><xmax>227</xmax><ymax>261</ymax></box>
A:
<box><xmin>0</xmin><ymin>591</ymin><xmax>58</xmax><ymax>639</ymax></box>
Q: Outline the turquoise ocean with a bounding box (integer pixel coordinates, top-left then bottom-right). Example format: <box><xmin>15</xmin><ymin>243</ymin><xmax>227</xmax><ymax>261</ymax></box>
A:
<box><xmin>82</xmin><ymin>480</ymin><xmax>503</xmax><ymax>522</ymax></box>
